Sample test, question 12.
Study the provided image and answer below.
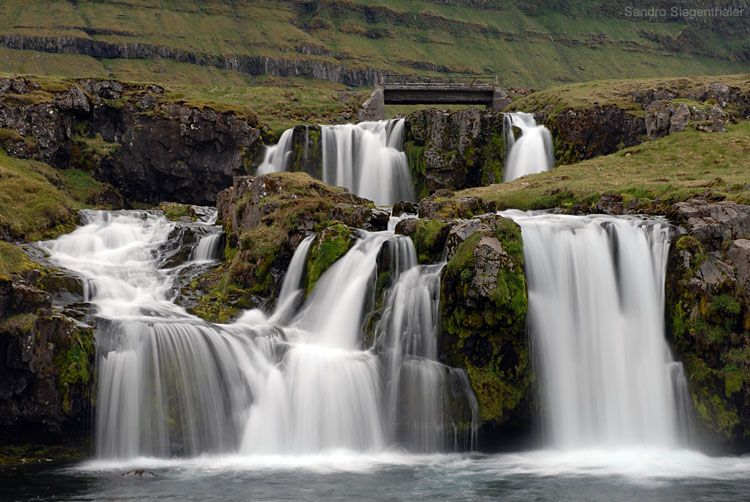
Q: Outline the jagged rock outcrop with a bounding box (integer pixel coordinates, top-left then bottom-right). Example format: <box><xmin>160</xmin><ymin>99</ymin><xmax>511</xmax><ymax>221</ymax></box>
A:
<box><xmin>0</xmin><ymin>77</ymin><xmax>263</xmax><ymax>205</ymax></box>
<box><xmin>536</xmin><ymin>104</ymin><xmax>646</xmax><ymax>164</ymax></box>
<box><xmin>665</xmin><ymin>198</ymin><xmax>750</xmax><ymax>453</ymax></box>
<box><xmin>0</xmin><ymin>35</ymin><xmax>380</xmax><ymax>87</ymax></box>
<box><xmin>185</xmin><ymin>172</ymin><xmax>387</xmax><ymax>321</ymax></box>
<box><xmin>0</xmin><ymin>256</ymin><xmax>93</xmax><ymax>446</ymax></box>
<box><xmin>403</xmin><ymin>109</ymin><xmax>506</xmax><ymax>197</ymax></box>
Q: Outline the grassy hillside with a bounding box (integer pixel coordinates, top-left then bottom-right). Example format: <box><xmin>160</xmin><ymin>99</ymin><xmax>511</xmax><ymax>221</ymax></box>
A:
<box><xmin>458</xmin><ymin>120</ymin><xmax>750</xmax><ymax>210</ymax></box>
<box><xmin>0</xmin><ymin>151</ymin><xmax>120</xmax><ymax>241</ymax></box>
<box><xmin>0</xmin><ymin>0</ymin><xmax>748</xmax><ymax>89</ymax></box>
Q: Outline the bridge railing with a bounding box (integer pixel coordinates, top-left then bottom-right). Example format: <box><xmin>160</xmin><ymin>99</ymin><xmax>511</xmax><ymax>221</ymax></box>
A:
<box><xmin>381</xmin><ymin>74</ymin><xmax>498</xmax><ymax>87</ymax></box>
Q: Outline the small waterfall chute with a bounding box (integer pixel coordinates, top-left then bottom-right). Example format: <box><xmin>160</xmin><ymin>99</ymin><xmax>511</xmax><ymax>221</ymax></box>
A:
<box><xmin>503</xmin><ymin>112</ymin><xmax>555</xmax><ymax>182</ymax></box>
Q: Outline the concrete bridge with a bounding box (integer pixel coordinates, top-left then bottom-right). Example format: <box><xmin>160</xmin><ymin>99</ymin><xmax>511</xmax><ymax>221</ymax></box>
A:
<box><xmin>358</xmin><ymin>74</ymin><xmax>511</xmax><ymax>121</ymax></box>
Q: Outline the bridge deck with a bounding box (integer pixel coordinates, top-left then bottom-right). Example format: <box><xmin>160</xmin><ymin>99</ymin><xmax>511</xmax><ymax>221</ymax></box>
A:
<box><xmin>357</xmin><ymin>75</ymin><xmax>508</xmax><ymax>121</ymax></box>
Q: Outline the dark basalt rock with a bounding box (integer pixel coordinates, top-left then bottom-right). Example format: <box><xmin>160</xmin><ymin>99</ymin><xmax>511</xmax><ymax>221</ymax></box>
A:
<box><xmin>665</xmin><ymin>199</ymin><xmax>750</xmax><ymax>454</ymax></box>
<box><xmin>0</xmin><ymin>76</ymin><xmax>264</xmax><ymax>205</ymax></box>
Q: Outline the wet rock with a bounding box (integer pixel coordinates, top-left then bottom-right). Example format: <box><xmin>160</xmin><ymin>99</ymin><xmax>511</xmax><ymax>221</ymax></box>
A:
<box><xmin>440</xmin><ymin>214</ymin><xmax>531</xmax><ymax>434</ymax></box>
<box><xmin>418</xmin><ymin>190</ymin><xmax>494</xmax><ymax>221</ymax></box>
<box><xmin>391</xmin><ymin>200</ymin><xmax>417</xmax><ymax>217</ymax></box>
<box><xmin>593</xmin><ymin>193</ymin><xmax>624</xmax><ymax>215</ymax></box>
<box><xmin>404</xmin><ymin>108</ymin><xmax>506</xmax><ymax>195</ymax></box>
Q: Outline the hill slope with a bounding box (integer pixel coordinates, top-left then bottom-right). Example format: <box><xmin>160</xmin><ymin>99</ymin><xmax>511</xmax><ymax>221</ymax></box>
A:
<box><xmin>1</xmin><ymin>0</ymin><xmax>749</xmax><ymax>88</ymax></box>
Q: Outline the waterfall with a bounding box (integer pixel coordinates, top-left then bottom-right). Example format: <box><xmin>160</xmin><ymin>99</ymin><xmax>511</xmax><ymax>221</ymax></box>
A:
<box><xmin>40</xmin><ymin>210</ymin><xmax>475</xmax><ymax>459</ymax></box>
<box><xmin>503</xmin><ymin>112</ymin><xmax>555</xmax><ymax>182</ymax></box>
<box><xmin>504</xmin><ymin>211</ymin><xmax>693</xmax><ymax>449</ymax></box>
<box><xmin>375</xmin><ymin>260</ymin><xmax>478</xmax><ymax>452</ymax></box>
<box><xmin>192</xmin><ymin>233</ymin><xmax>223</xmax><ymax>262</ymax></box>
<box><xmin>256</xmin><ymin>128</ymin><xmax>294</xmax><ymax>175</ymax></box>
<box><xmin>257</xmin><ymin>119</ymin><xmax>415</xmax><ymax>206</ymax></box>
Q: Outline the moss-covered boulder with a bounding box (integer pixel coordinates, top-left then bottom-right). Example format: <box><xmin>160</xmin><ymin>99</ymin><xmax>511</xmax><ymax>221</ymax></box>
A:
<box><xmin>394</xmin><ymin>218</ymin><xmax>449</xmax><ymax>264</ymax></box>
<box><xmin>665</xmin><ymin>199</ymin><xmax>750</xmax><ymax>453</ymax></box>
<box><xmin>184</xmin><ymin>172</ymin><xmax>387</xmax><ymax>322</ymax></box>
<box><xmin>439</xmin><ymin>214</ymin><xmax>531</xmax><ymax>441</ymax></box>
<box><xmin>303</xmin><ymin>223</ymin><xmax>355</xmax><ymax>295</ymax></box>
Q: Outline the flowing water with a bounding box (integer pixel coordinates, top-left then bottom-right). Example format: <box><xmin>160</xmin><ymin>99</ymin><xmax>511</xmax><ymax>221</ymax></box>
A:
<box><xmin>503</xmin><ymin>112</ymin><xmax>555</xmax><ymax>182</ymax></box>
<box><xmin>37</xmin><ymin>209</ymin><xmax>474</xmax><ymax>460</ymax></box>
<box><xmin>8</xmin><ymin>208</ymin><xmax>749</xmax><ymax>500</ymax></box>
<box><xmin>256</xmin><ymin>119</ymin><xmax>414</xmax><ymax>206</ymax></box>
<box><xmin>503</xmin><ymin>211</ymin><xmax>693</xmax><ymax>449</ymax></box>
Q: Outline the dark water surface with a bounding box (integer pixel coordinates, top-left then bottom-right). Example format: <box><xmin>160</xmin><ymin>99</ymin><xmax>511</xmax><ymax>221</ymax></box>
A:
<box><xmin>2</xmin><ymin>449</ymin><xmax>750</xmax><ymax>501</ymax></box>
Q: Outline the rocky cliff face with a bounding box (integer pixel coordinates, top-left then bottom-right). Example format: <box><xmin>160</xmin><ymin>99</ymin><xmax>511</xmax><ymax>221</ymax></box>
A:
<box><xmin>403</xmin><ymin>109</ymin><xmax>506</xmax><ymax>197</ymax></box>
<box><xmin>397</xmin><ymin>212</ymin><xmax>531</xmax><ymax>448</ymax></box>
<box><xmin>0</xmin><ymin>252</ymin><xmax>94</xmax><ymax>447</ymax></box>
<box><xmin>0</xmin><ymin>35</ymin><xmax>380</xmax><ymax>88</ymax></box>
<box><xmin>665</xmin><ymin>199</ymin><xmax>750</xmax><ymax>453</ymax></box>
<box><xmin>530</xmin><ymin>82</ymin><xmax>750</xmax><ymax>164</ymax></box>
<box><xmin>0</xmin><ymin>77</ymin><xmax>263</xmax><ymax>205</ymax></box>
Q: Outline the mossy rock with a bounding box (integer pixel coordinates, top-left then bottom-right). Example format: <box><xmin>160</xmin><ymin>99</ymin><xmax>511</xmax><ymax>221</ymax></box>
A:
<box><xmin>440</xmin><ymin>215</ymin><xmax>531</xmax><ymax>427</ymax></box>
<box><xmin>304</xmin><ymin>223</ymin><xmax>354</xmax><ymax>295</ymax></box>
<box><xmin>665</xmin><ymin>234</ymin><xmax>750</xmax><ymax>451</ymax></box>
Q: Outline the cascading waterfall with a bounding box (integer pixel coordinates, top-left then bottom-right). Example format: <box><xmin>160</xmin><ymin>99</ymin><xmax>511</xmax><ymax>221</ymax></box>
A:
<box><xmin>258</xmin><ymin>119</ymin><xmax>415</xmax><ymax>206</ymax></box>
<box><xmin>192</xmin><ymin>233</ymin><xmax>223</xmax><ymax>262</ymax></box>
<box><xmin>40</xmin><ymin>210</ymin><xmax>475</xmax><ymax>459</ymax></box>
<box><xmin>504</xmin><ymin>211</ymin><xmax>693</xmax><ymax>449</ymax></box>
<box><xmin>374</xmin><ymin>257</ymin><xmax>478</xmax><ymax>452</ymax></box>
<box><xmin>503</xmin><ymin>112</ymin><xmax>555</xmax><ymax>182</ymax></box>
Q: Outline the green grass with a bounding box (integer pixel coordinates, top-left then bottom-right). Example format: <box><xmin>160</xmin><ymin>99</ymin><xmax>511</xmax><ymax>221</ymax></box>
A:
<box><xmin>0</xmin><ymin>151</ymin><xmax>118</xmax><ymax>241</ymax></box>
<box><xmin>459</xmin><ymin>120</ymin><xmax>750</xmax><ymax>210</ymax></box>
<box><xmin>0</xmin><ymin>0</ymin><xmax>749</xmax><ymax>91</ymax></box>
<box><xmin>513</xmin><ymin>75</ymin><xmax>750</xmax><ymax>116</ymax></box>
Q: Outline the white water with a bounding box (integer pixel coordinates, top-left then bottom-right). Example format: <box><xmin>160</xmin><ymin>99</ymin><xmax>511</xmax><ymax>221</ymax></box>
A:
<box><xmin>503</xmin><ymin>112</ymin><xmax>555</xmax><ymax>182</ymax></box>
<box><xmin>258</xmin><ymin>119</ymin><xmax>415</xmax><ymax>206</ymax></box>
<box><xmin>504</xmin><ymin>211</ymin><xmax>693</xmax><ymax>449</ymax></box>
<box><xmin>193</xmin><ymin>233</ymin><xmax>223</xmax><ymax>262</ymax></box>
<box><xmin>40</xmin><ymin>210</ymin><xmax>475</xmax><ymax>459</ymax></box>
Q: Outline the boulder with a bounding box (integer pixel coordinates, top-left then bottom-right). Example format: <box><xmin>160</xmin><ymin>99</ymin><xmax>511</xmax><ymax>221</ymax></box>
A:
<box><xmin>669</xmin><ymin>103</ymin><xmax>690</xmax><ymax>134</ymax></box>
<box><xmin>440</xmin><ymin>215</ymin><xmax>531</xmax><ymax>442</ymax></box>
<box><xmin>645</xmin><ymin>100</ymin><xmax>674</xmax><ymax>140</ymax></box>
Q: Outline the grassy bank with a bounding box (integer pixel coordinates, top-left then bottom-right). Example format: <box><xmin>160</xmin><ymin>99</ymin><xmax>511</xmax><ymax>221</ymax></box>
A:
<box><xmin>459</xmin><ymin>120</ymin><xmax>750</xmax><ymax>210</ymax></box>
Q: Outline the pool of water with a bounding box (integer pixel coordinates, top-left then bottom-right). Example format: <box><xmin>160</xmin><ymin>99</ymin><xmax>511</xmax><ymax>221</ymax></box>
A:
<box><xmin>3</xmin><ymin>449</ymin><xmax>750</xmax><ymax>501</ymax></box>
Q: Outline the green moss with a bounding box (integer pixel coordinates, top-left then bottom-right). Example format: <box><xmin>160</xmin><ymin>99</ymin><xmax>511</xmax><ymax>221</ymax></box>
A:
<box><xmin>666</xmin><ymin>236</ymin><xmax>750</xmax><ymax>443</ymax></box>
<box><xmin>0</xmin><ymin>312</ymin><xmax>36</xmax><ymax>335</ymax></box>
<box><xmin>404</xmin><ymin>141</ymin><xmax>428</xmax><ymax>199</ymax></box>
<box><xmin>304</xmin><ymin>223</ymin><xmax>354</xmax><ymax>295</ymax></box>
<box><xmin>0</xmin><ymin>241</ymin><xmax>38</xmax><ymax>278</ymax></box>
<box><xmin>411</xmin><ymin>219</ymin><xmax>448</xmax><ymax>264</ymax></box>
<box><xmin>160</xmin><ymin>203</ymin><xmax>193</xmax><ymax>222</ymax></box>
<box><xmin>0</xmin><ymin>443</ymin><xmax>88</xmax><ymax>466</ymax></box>
<box><xmin>53</xmin><ymin>322</ymin><xmax>94</xmax><ymax>415</ymax></box>
<box><xmin>440</xmin><ymin>217</ymin><xmax>530</xmax><ymax>426</ymax></box>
